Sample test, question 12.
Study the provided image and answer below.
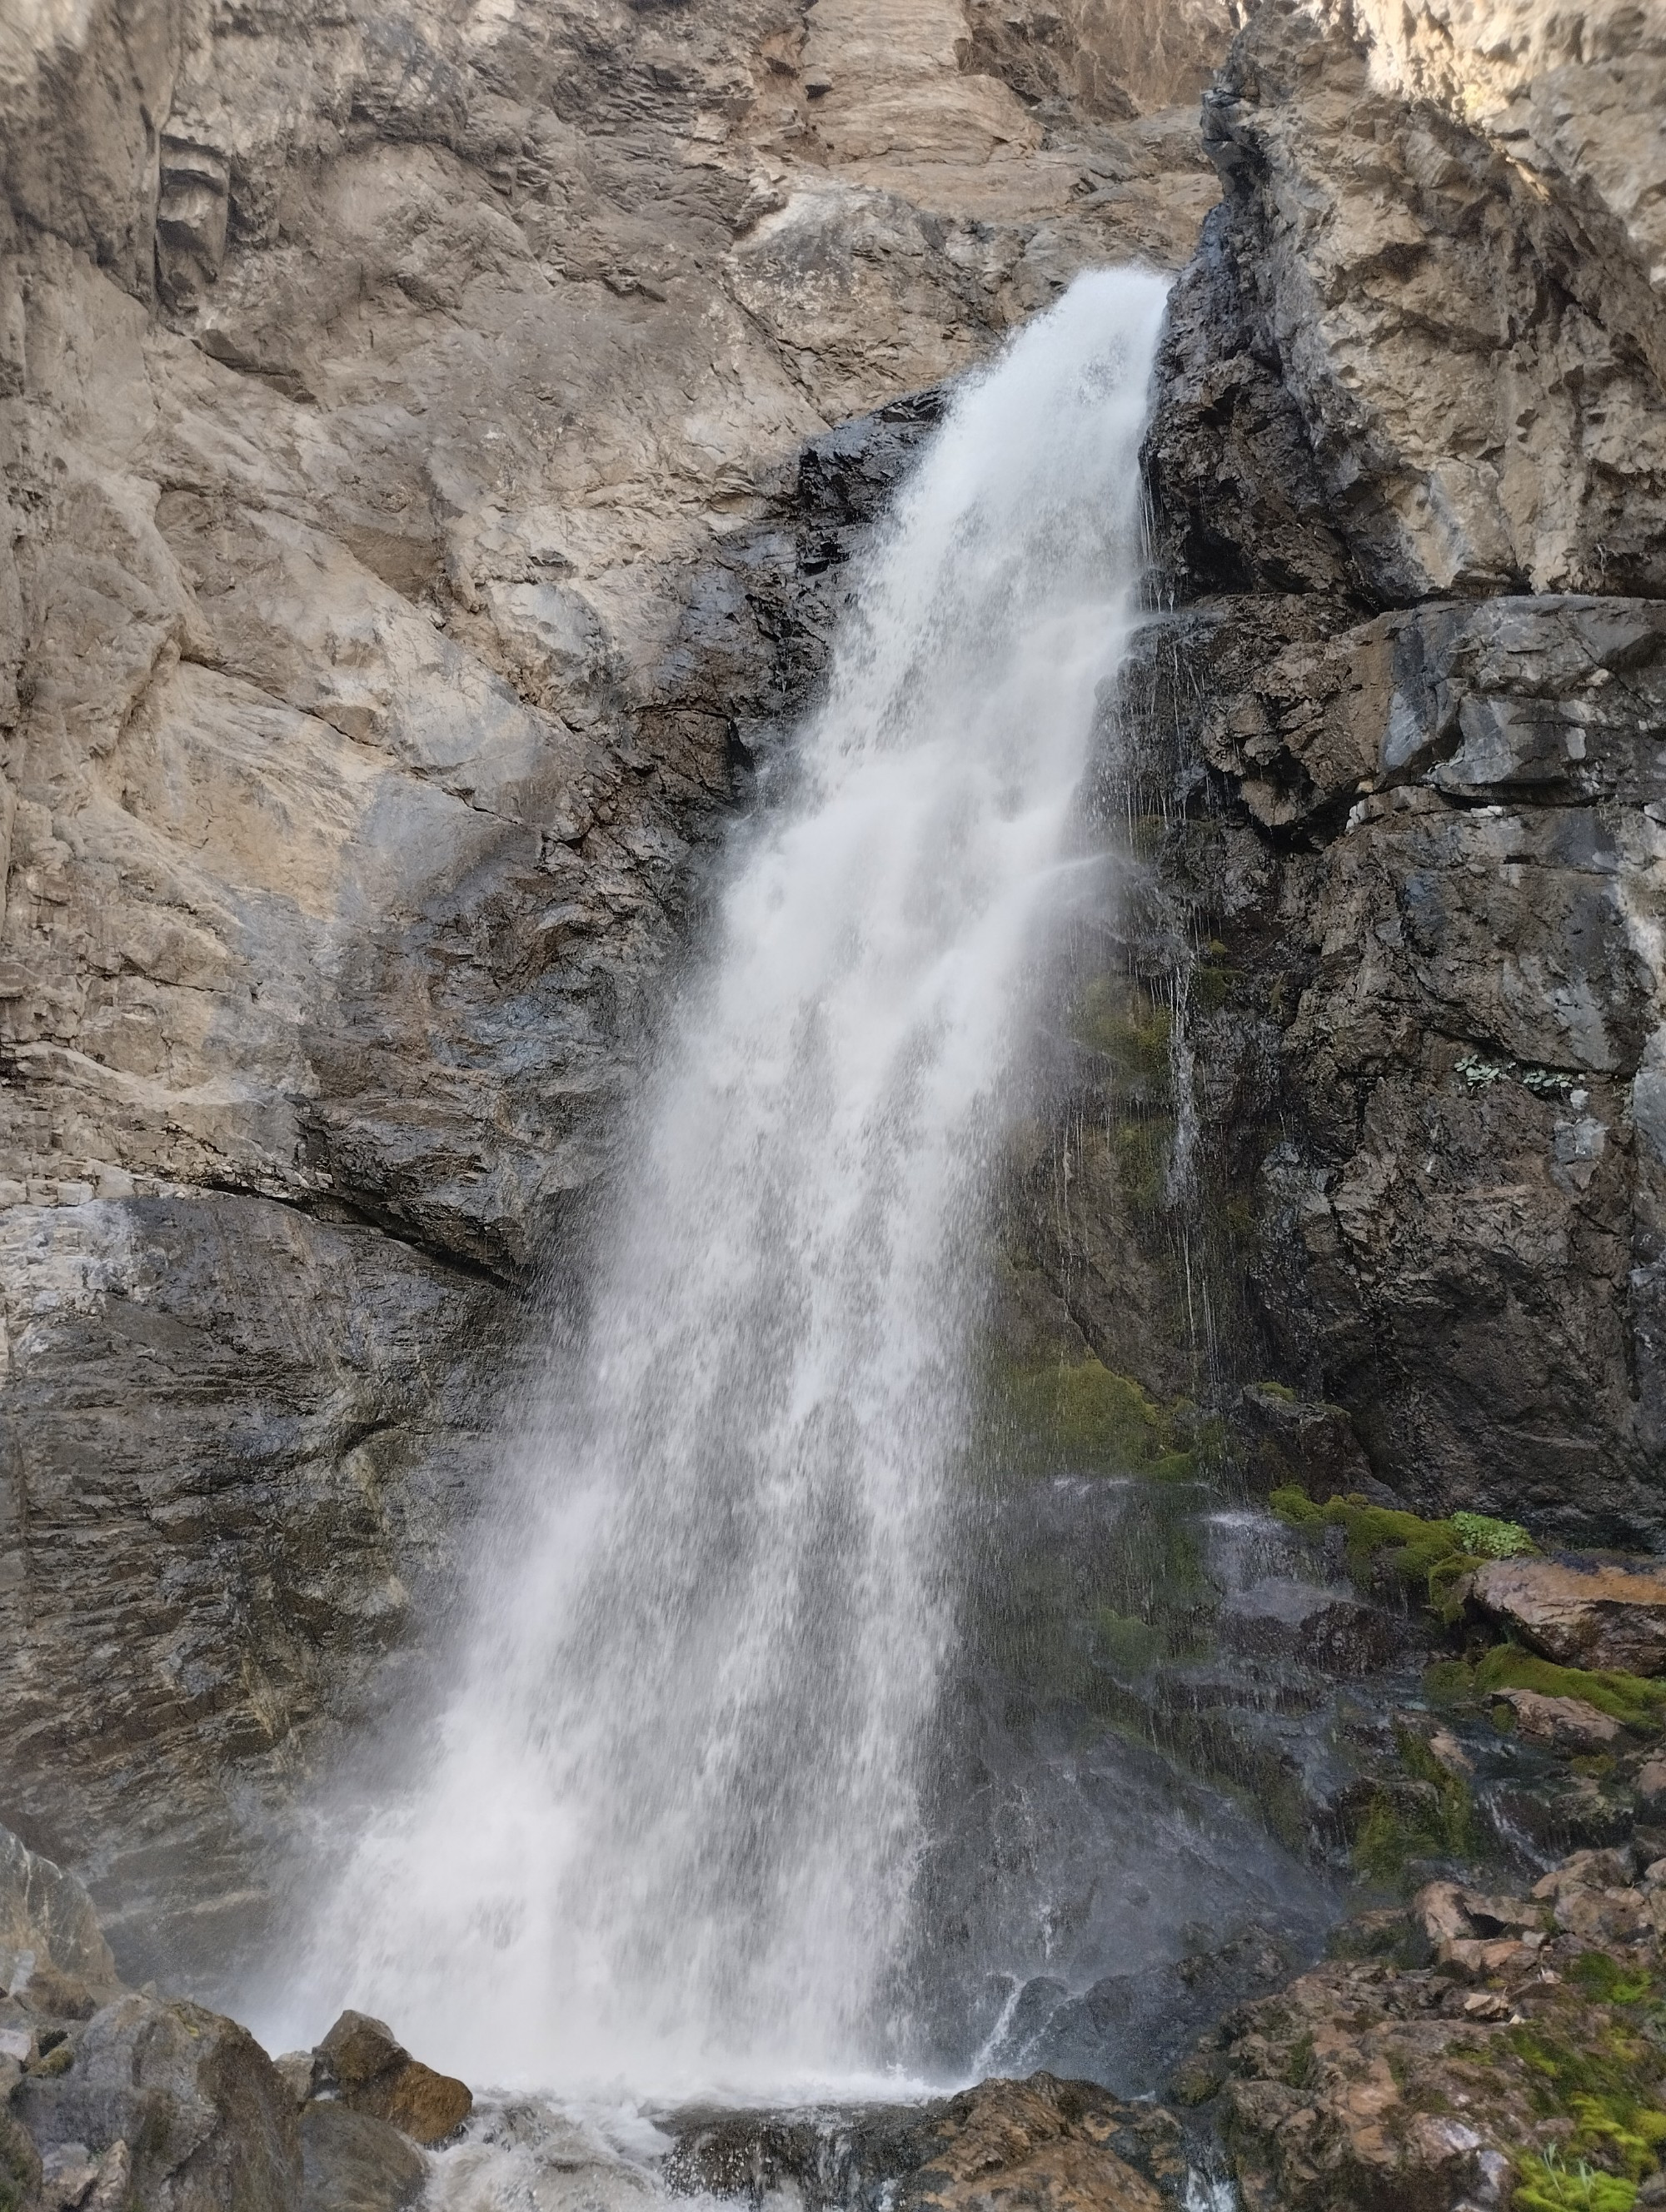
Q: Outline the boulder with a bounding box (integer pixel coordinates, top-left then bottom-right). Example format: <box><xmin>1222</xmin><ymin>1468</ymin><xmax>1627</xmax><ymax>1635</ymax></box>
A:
<box><xmin>317</xmin><ymin>2012</ymin><xmax>471</xmax><ymax>2146</ymax></box>
<box><xmin>15</xmin><ymin>1993</ymin><xmax>300</xmax><ymax>2212</ymax></box>
<box><xmin>1470</xmin><ymin>1558</ymin><xmax>1666</xmax><ymax>1675</ymax></box>
<box><xmin>300</xmin><ymin>2101</ymin><xmax>426</xmax><ymax>2212</ymax></box>
<box><xmin>1219</xmin><ymin>1579</ymin><xmax>1400</xmax><ymax>1676</ymax></box>
<box><xmin>1638</xmin><ymin>1760</ymin><xmax>1666</xmax><ymax>1820</ymax></box>
<box><xmin>1532</xmin><ymin>1847</ymin><xmax>1636</xmax><ymax>1901</ymax></box>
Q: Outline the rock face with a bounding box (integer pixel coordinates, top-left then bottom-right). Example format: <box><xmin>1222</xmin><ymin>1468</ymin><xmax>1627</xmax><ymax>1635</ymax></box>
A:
<box><xmin>0</xmin><ymin>0</ymin><xmax>1235</xmax><ymax>1970</ymax></box>
<box><xmin>1055</xmin><ymin>0</ymin><xmax>1666</xmax><ymax>1542</ymax></box>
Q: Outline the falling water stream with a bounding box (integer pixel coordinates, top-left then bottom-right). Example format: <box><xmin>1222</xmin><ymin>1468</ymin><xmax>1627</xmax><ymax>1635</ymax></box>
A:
<box><xmin>281</xmin><ymin>270</ymin><xmax>1177</xmax><ymax>2100</ymax></box>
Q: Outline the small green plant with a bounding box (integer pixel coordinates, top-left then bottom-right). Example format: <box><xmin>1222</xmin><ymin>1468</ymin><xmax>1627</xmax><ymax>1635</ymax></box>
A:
<box><xmin>1512</xmin><ymin>2152</ymin><xmax>1638</xmax><ymax>2212</ymax></box>
<box><xmin>1451</xmin><ymin>1510</ymin><xmax>1537</xmax><ymax>1558</ymax></box>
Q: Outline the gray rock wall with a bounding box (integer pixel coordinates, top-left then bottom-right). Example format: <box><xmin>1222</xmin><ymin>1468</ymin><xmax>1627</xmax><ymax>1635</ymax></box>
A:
<box><xmin>1108</xmin><ymin>0</ymin><xmax>1666</xmax><ymax>1542</ymax></box>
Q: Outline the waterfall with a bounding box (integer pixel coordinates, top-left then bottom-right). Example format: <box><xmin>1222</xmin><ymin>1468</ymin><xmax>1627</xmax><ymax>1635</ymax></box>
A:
<box><xmin>284</xmin><ymin>267</ymin><xmax>1171</xmax><ymax>2096</ymax></box>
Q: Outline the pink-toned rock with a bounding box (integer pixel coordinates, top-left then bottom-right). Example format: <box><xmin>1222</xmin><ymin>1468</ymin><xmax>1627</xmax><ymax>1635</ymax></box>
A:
<box><xmin>1533</xmin><ymin>1848</ymin><xmax>1634</xmax><ymax>1901</ymax></box>
<box><xmin>1472</xmin><ymin>1559</ymin><xmax>1666</xmax><ymax>1676</ymax></box>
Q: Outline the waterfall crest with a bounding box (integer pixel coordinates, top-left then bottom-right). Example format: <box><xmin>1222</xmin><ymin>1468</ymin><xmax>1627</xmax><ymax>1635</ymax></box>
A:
<box><xmin>286</xmin><ymin>267</ymin><xmax>1170</xmax><ymax>2095</ymax></box>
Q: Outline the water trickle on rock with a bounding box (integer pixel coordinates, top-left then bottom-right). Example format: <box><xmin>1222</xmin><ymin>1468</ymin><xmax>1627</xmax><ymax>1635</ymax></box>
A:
<box><xmin>283</xmin><ymin>268</ymin><xmax>1173</xmax><ymax>2095</ymax></box>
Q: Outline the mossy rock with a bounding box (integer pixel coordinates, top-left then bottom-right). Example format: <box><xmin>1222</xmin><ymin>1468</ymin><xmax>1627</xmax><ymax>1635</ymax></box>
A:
<box><xmin>1269</xmin><ymin>1487</ymin><xmax>1534</xmax><ymax>1609</ymax></box>
<box><xmin>1432</xmin><ymin>1647</ymin><xmax>1666</xmax><ymax>1731</ymax></box>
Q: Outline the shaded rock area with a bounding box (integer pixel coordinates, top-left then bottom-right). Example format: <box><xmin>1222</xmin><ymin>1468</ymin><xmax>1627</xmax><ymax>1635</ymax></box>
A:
<box><xmin>0</xmin><ymin>0</ymin><xmax>1238</xmax><ymax>1973</ymax></box>
<box><xmin>1003</xmin><ymin>0</ymin><xmax>1666</xmax><ymax>1543</ymax></box>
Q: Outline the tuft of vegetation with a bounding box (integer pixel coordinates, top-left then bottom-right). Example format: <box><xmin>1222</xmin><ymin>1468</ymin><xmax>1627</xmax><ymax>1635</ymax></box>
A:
<box><xmin>1451</xmin><ymin>1510</ymin><xmax>1537</xmax><ymax>1558</ymax></box>
<box><xmin>1512</xmin><ymin>2154</ymin><xmax>1638</xmax><ymax>2212</ymax></box>
<box><xmin>1574</xmin><ymin>1954</ymin><xmax>1658</xmax><ymax>2008</ymax></box>
<box><xmin>1508</xmin><ymin>2015</ymin><xmax>1666</xmax><ymax>2182</ymax></box>
<box><xmin>1073</xmin><ymin>979</ymin><xmax>1173</xmax><ymax>1099</ymax></box>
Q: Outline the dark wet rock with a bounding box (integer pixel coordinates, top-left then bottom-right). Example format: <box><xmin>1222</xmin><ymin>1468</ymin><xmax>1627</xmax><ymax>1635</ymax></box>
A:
<box><xmin>316</xmin><ymin>2010</ymin><xmax>471</xmax><ymax>2145</ymax></box>
<box><xmin>1471</xmin><ymin>1557</ymin><xmax>1666</xmax><ymax>1676</ymax></box>
<box><xmin>300</xmin><ymin>2101</ymin><xmax>426</xmax><ymax>2212</ymax></box>
<box><xmin>667</xmin><ymin>2074</ymin><xmax>1188</xmax><ymax>2212</ymax></box>
<box><xmin>1219</xmin><ymin>1580</ymin><xmax>1401</xmax><ymax>1677</ymax></box>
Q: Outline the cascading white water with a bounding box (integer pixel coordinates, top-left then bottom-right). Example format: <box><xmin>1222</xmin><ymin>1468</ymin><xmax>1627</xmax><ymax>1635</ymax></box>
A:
<box><xmin>282</xmin><ymin>267</ymin><xmax>1170</xmax><ymax>2097</ymax></box>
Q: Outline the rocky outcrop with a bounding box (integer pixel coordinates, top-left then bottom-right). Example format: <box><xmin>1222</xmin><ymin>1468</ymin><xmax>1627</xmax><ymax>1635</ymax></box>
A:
<box><xmin>1031</xmin><ymin>0</ymin><xmax>1666</xmax><ymax>1541</ymax></box>
<box><xmin>0</xmin><ymin>0</ymin><xmax>1235</xmax><ymax>1970</ymax></box>
<box><xmin>1177</xmin><ymin>1844</ymin><xmax>1666</xmax><ymax>2212</ymax></box>
<box><xmin>309</xmin><ymin>2010</ymin><xmax>469</xmax><ymax>2147</ymax></box>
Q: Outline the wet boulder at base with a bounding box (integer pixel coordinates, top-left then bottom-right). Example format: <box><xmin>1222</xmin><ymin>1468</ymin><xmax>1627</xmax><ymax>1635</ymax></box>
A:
<box><xmin>300</xmin><ymin>2101</ymin><xmax>426</xmax><ymax>2212</ymax></box>
<box><xmin>316</xmin><ymin>2010</ymin><xmax>471</xmax><ymax>2145</ymax></box>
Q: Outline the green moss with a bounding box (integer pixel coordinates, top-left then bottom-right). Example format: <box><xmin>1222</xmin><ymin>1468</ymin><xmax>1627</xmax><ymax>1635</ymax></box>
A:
<box><xmin>1512</xmin><ymin>2155</ymin><xmax>1638</xmax><ymax>2212</ymax></box>
<box><xmin>1574</xmin><ymin>1955</ymin><xmax>1658</xmax><ymax>2008</ymax></box>
<box><xmin>1352</xmin><ymin>1723</ymin><xmax>1474</xmax><ymax>1881</ymax></box>
<box><xmin>1253</xmin><ymin>1378</ymin><xmax>1297</xmax><ymax>1402</ymax></box>
<box><xmin>1269</xmin><ymin>1488</ymin><xmax>1480</xmax><ymax>1605</ymax></box>
<box><xmin>998</xmin><ymin>1356</ymin><xmax>1205</xmax><ymax>1480</ymax></box>
<box><xmin>1474</xmin><ymin>1647</ymin><xmax>1666</xmax><ymax>1730</ymax></box>
<box><xmin>1508</xmin><ymin>2019</ymin><xmax>1666</xmax><ymax>2180</ymax></box>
